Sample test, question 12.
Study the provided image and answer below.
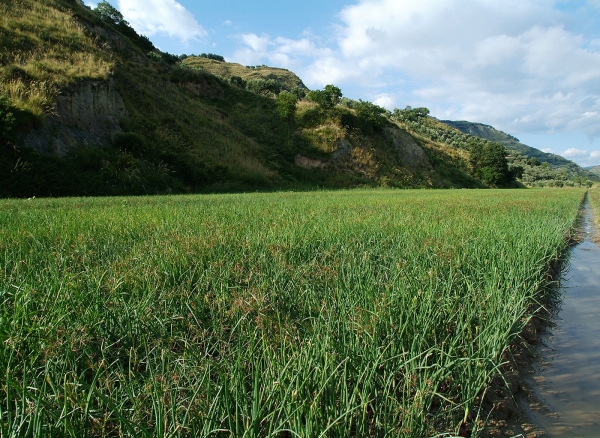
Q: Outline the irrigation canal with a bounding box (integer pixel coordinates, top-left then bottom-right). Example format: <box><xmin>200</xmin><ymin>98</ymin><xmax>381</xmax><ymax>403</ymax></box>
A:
<box><xmin>526</xmin><ymin>198</ymin><xmax>600</xmax><ymax>436</ymax></box>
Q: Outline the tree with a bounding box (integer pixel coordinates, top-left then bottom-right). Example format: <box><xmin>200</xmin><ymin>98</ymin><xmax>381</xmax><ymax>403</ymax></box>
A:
<box><xmin>392</xmin><ymin>106</ymin><xmax>430</xmax><ymax>122</ymax></box>
<box><xmin>230</xmin><ymin>76</ymin><xmax>247</xmax><ymax>89</ymax></box>
<box><xmin>95</xmin><ymin>1</ymin><xmax>126</xmax><ymax>26</ymax></box>
<box><xmin>470</xmin><ymin>142</ymin><xmax>512</xmax><ymax>186</ymax></box>
<box><xmin>323</xmin><ymin>84</ymin><xmax>342</xmax><ymax>105</ymax></box>
<box><xmin>290</xmin><ymin>86</ymin><xmax>307</xmax><ymax>100</ymax></box>
<box><xmin>200</xmin><ymin>53</ymin><xmax>225</xmax><ymax>62</ymax></box>
<box><xmin>354</xmin><ymin>99</ymin><xmax>387</xmax><ymax>129</ymax></box>
<box><xmin>306</xmin><ymin>85</ymin><xmax>343</xmax><ymax>110</ymax></box>
<box><xmin>94</xmin><ymin>1</ymin><xmax>156</xmax><ymax>53</ymax></box>
<box><xmin>276</xmin><ymin>91</ymin><xmax>297</xmax><ymax>122</ymax></box>
<box><xmin>247</xmin><ymin>79</ymin><xmax>281</xmax><ymax>96</ymax></box>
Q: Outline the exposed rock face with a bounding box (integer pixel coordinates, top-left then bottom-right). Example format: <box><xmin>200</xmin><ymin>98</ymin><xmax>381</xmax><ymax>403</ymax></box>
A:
<box><xmin>385</xmin><ymin>127</ymin><xmax>432</xmax><ymax>169</ymax></box>
<box><xmin>294</xmin><ymin>154</ymin><xmax>326</xmax><ymax>169</ymax></box>
<box><xmin>332</xmin><ymin>139</ymin><xmax>353</xmax><ymax>160</ymax></box>
<box><xmin>24</xmin><ymin>78</ymin><xmax>129</xmax><ymax>155</ymax></box>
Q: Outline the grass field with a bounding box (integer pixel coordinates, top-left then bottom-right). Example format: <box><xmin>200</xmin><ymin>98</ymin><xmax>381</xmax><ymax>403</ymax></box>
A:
<box><xmin>0</xmin><ymin>188</ymin><xmax>585</xmax><ymax>437</ymax></box>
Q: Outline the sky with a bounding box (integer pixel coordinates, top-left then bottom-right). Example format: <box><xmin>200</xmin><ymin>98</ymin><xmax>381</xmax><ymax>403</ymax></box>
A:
<box><xmin>85</xmin><ymin>0</ymin><xmax>600</xmax><ymax>168</ymax></box>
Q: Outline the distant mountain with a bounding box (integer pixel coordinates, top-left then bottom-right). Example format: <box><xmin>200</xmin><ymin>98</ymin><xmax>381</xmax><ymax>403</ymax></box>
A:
<box><xmin>585</xmin><ymin>165</ymin><xmax>600</xmax><ymax>177</ymax></box>
<box><xmin>440</xmin><ymin>120</ymin><xmax>594</xmax><ymax>178</ymax></box>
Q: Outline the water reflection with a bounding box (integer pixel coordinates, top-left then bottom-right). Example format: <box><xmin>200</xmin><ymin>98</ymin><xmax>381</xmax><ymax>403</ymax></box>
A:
<box><xmin>529</xmin><ymin>201</ymin><xmax>600</xmax><ymax>437</ymax></box>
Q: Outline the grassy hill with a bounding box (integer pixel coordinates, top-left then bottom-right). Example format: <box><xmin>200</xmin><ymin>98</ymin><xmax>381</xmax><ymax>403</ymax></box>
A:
<box><xmin>182</xmin><ymin>56</ymin><xmax>307</xmax><ymax>91</ymax></box>
<box><xmin>2</xmin><ymin>0</ymin><xmax>589</xmax><ymax>197</ymax></box>
<box><xmin>586</xmin><ymin>165</ymin><xmax>600</xmax><ymax>177</ymax></box>
<box><xmin>0</xmin><ymin>0</ymin><xmax>488</xmax><ymax>198</ymax></box>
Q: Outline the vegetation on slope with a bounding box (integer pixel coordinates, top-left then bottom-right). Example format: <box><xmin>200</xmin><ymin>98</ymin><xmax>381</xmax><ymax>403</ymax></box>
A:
<box><xmin>391</xmin><ymin>107</ymin><xmax>516</xmax><ymax>187</ymax></box>
<box><xmin>0</xmin><ymin>189</ymin><xmax>585</xmax><ymax>437</ymax></box>
<box><xmin>0</xmin><ymin>0</ymin><xmax>114</xmax><ymax>117</ymax></box>
<box><xmin>182</xmin><ymin>56</ymin><xmax>308</xmax><ymax>93</ymax></box>
<box><xmin>586</xmin><ymin>165</ymin><xmax>600</xmax><ymax>177</ymax></box>
<box><xmin>390</xmin><ymin>109</ymin><xmax>594</xmax><ymax>188</ymax></box>
<box><xmin>0</xmin><ymin>0</ymin><xmax>535</xmax><ymax>197</ymax></box>
<box><xmin>441</xmin><ymin>120</ymin><xmax>598</xmax><ymax>184</ymax></box>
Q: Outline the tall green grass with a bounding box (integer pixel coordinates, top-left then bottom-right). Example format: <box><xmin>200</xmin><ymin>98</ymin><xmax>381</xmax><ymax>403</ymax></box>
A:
<box><xmin>589</xmin><ymin>189</ymin><xmax>600</xmax><ymax>228</ymax></box>
<box><xmin>0</xmin><ymin>189</ymin><xmax>584</xmax><ymax>436</ymax></box>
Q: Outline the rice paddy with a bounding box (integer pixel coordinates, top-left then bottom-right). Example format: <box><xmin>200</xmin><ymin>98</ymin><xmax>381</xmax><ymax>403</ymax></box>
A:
<box><xmin>0</xmin><ymin>188</ymin><xmax>585</xmax><ymax>437</ymax></box>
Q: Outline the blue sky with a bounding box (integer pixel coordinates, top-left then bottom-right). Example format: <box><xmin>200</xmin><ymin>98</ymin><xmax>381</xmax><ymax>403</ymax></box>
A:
<box><xmin>86</xmin><ymin>0</ymin><xmax>600</xmax><ymax>167</ymax></box>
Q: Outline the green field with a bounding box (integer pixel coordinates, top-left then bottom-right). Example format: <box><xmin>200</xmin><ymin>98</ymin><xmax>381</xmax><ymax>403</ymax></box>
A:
<box><xmin>0</xmin><ymin>189</ymin><xmax>585</xmax><ymax>437</ymax></box>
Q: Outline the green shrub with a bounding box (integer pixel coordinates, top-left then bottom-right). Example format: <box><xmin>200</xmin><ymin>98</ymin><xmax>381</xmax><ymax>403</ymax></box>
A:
<box><xmin>113</xmin><ymin>132</ymin><xmax>147</xmax><ymax>155</ymax></box>
<box><xmin>247</xmin><ymin>79</ymin><xmax>281</xmax><ymax>96</ymax></box>
<box><xmin>354</xmin><ymin>99</ymin><xmax>387</xmax><ymax>130</ymax></box>
<box><xmin>230</xmin><ymin>75</ymin><xmax>247</xmax><ymax>89</ymax></box>
<box><xmin>0</xmin><ymin>95</ymin><xmax>16</xmax><ymax>143</ymax></box>
<box><xmin>276</xmin><ymin>91</ymin><xmax>297</xmax><ymax>121</ymax></box>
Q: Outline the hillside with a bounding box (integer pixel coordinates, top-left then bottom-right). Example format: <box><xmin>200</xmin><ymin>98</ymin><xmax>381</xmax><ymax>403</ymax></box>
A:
<box><xmin>182</xmin><ymin>56</ymin><xmax>307</xmax><ymax>92</ymax></box>
<box><xmin>1</xmin><ymin>0</ymin><xmax>590</xmax><ymax>198</ymax></box>
<box><xmin>441</xmin><ymin>120</ymin><xmax>595</xmax><ymax>178</ymax></box>
<box><xmin>0</xmin><ymin>0</ymin><xmax>485</xmax><ymax>197</ymax></box>
<box><xmin>586</xmin><ymin>165</ymin><xmax>600</xmax><ymax>177</ymax></box>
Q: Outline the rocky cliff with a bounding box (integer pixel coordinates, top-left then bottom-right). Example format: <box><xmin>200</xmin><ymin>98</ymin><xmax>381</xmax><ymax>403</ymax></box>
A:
<box><xmin>24</xmin><ymin>78</ymin><xmax>128</xmax><ymax>155</ymax></box>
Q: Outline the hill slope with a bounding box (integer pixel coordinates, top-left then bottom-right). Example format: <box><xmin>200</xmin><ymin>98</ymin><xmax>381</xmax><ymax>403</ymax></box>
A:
<box><xmin>586</xmin><ymin>165</ymin><xmax>600</xmax><ymax>177</ymax></box>
<box><xmin>0</xmin><ymin>0</ymin><xmax>490</xmax><ymax>197</ymax></box>
<box><xmin>4</xmin><ymin>0</ymin><xmax>588</xmax><ymax>197</ymax></box>
<box><xmin>182</xmin><ymin>57</ymin><xmax>307</xmax><ymax>91</ymax></box>
<box><xmin>440</xmin><ymin>120</ymin><xmax>594</xmax><ymax>178</ymax></box>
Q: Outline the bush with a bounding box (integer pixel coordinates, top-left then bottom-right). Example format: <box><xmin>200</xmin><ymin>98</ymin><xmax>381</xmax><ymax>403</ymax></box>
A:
<box><xmin>247</xmin><ymin>79</ymin><xmax>281</xmax><ymax>96</ymax></box>
<box><xmin>0</xmin><ymin>95</ymin><xmax>16</xmax><ymax>143</ymax></box>
<box><xmin>199</xmin><ymin>53</ymin><xmax>225</xmax><ymax>62</ymax></box>
<box><xmin>353</xmin><ymin>99</ymin><xmax>387</xmax><ymax>130</ymax></box>
<box><xmin>276</xmin><ymin>91</ymin><xmax>297</xmax><ymax>121</ymax></box>
<box><xmin>230</xmin><ymin>76</ymin><xmax>247</xmax><ymax>89</ymax></box>
<box><xmin>113</xmin><ymin>132</ymin><xmax>147</xmax><ymax>155</ymax></box>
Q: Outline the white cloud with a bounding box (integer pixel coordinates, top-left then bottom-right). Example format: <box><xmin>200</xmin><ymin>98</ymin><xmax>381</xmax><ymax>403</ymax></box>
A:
<box><xmin>563</xmin><ymin>148</ymin><xmax>588</xmax><ymax>157</ymax></box>
<box><xmin>590</xmin><ymin>150</ymin><xmax>600</xmax><ymax>159</ymax></box>
<box><xmin>117</xmin><ymin>0</ymin><xmax>206</xmax><ymax>41</ymax></box>
<box><xmin>226</xmin><ymin>0</ymin><xmax>600</xmax><ymax>144</ymax></box>
<box><xmin>373</xmin><ymin>94</ymin><xmax>396</xmax><ymax>110</ymax></box>
<box><xmin>230</xmin><ymin>33</ymin><xmax>336</xmax><ymax>77</ymax></box>
<box><xmin>223</xmin><ymin>20</ymin><xmax>232</xmax><ymax>26</ymax></box>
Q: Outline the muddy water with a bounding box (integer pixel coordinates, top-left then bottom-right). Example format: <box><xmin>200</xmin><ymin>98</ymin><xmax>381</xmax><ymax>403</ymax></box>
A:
<box><xmin>528</xmin><ymin>200</ymin><xmax>600</xmax><ymax>437</ymax></box>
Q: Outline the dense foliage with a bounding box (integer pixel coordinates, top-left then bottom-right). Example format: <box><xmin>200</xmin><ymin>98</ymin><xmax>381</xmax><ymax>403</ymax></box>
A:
<box><xmin>275</xmin><ymin>91</ymin><xmax>297</xmax><ymax>121</ymax></box>
<box><xmin>93</xmin><ymin>1</ymin><xmax>155</xmax><ymax>54</ymax></box>
<box><xmin>0</xmin><ymin>94</ymin><xmax>15</xmax><ymax>143</ymax></box>
<box><xmin>306</xmin><ymin>85</ymin><xmax>343</xmax><ymax>110</ymax></box>
<box><xmin>391</xmin><ymin>107</ymin><xmax>516</xmax><ymax>187</ymax></box>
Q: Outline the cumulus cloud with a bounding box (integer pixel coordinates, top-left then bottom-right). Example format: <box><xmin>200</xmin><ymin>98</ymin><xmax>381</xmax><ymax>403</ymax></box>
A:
<box><xmin>230</xmin><ymin>0</ymin><xmax>600</xmax><ymax>145</ymax></box>
<box><xmin>563</xmin><ymin>148</ymin><xmax>588</xmax><ymax>158</ymax></box>
<box><xmin>373</xmin><ymin>94</ymin><xmax>396</xmax><ymax>110</ymax></box>
<box><xmin>332</xmin><ymin>0</ymin><xmax>600</xmax><ymax>136</ymax></box>
<box><xmin>230</xmin><ymin>33</ymin><xmax>337</xmax><ymax>77</ymax></box>
<box><xmin>117</xmin><ymin>0</ymin><xmax>206</xmax><ymax>41</ymax></box>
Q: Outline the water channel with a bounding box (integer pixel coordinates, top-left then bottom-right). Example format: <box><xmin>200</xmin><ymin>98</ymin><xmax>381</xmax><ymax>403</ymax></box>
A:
<box><xmin>526</xmin><ymin>199</ymin><xmax>600</xmax><ymax>436</ymax></box>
